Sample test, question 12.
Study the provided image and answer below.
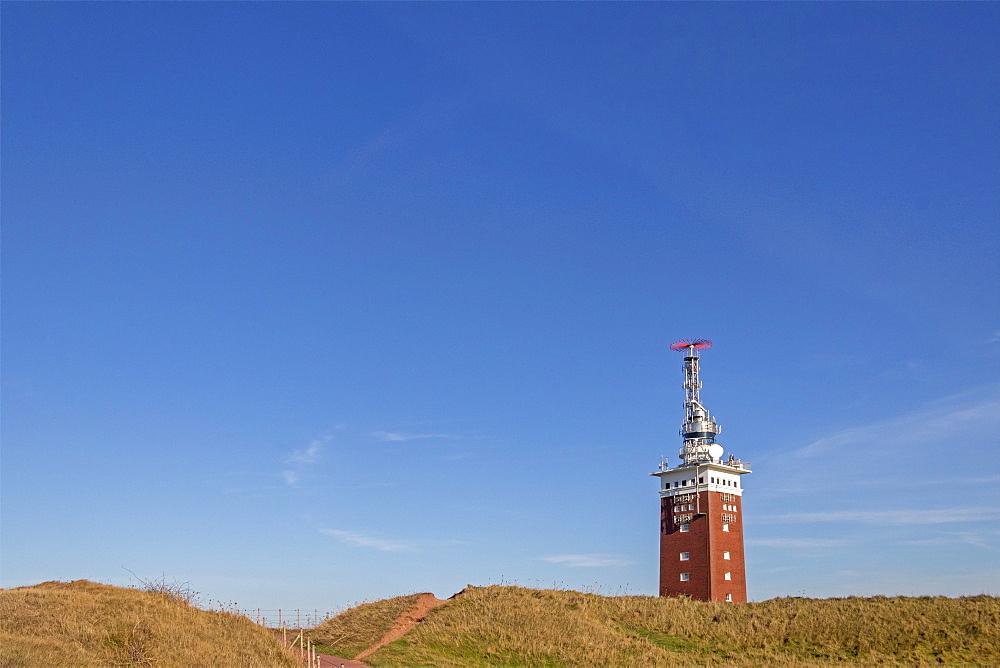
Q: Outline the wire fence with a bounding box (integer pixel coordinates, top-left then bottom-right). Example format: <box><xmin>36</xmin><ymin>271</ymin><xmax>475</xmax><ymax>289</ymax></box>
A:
<box><xmin>199</xmin><ymin>605</ymin><xmax>340</xmax><ymax>666</ymax></box>
<box><xmin>207</xmin><ymin>606</ymin><xmax>339</xmax><ymax>629</ymax></box>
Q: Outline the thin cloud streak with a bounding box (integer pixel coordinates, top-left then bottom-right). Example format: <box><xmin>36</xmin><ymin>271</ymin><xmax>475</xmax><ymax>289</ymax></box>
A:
<box><xmin>372</xmin><ymin>431</ymin><xmax>459</xmax><ymax>442</ymax></box>
<box><xmin>539</xmin><ymin>554</ymin><xmax>634</xmax><ymax>568</ymax></box>
<box><xmin>320</xmin><ymin>529</ymin><xmax>412</xmax><ymax>552</ymax></box>
<box><xmin>794</xmin><ymin>390</ymin><xmax>1000</xmax><ymax>458</ymax></box>
<box><xmin>901</xmin><ymin>531</ymin><xmax>995</xmax><ymax>548</ymax></box>
<box><xmin>757</xmin><ymin>507</ymin><xmax>1000</xmax><ymax>525</ymax></box>
<box><xmin>747</xmin><ymin>538</ymin><xmax>852</xmax><ymax>548</ymax></box>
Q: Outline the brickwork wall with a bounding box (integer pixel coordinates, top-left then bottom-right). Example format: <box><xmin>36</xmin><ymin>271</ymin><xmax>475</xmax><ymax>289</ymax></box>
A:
<box><xmin>708</xmin><ymin>491</ymin><xmax>747</xmax><ymax>603</ymax></box>
<box><xmin>658</xmin><ymin>494</ymin><xmax>711</xmax><ymax>599</ymax></box>
<box><xmin>659</xmin><ymin>489</ymin><xmax>747</xmax><ymax>602</ymax></box>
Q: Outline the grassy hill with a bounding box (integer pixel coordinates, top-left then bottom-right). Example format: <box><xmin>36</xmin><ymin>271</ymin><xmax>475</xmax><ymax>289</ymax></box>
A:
<box><xmin>310</xmin><ymin>585</ymin><xmax>1000</xmax><ymax>666</ymax></box>
<box><xmin>0</xmin><ymin>580</ymin><xmax>300</xmax><ymax>667</ymax></box>
<box><xmin>309</xmin><ymin>592</ymin><xmax>423</xmax><ymax>658</ymax></box>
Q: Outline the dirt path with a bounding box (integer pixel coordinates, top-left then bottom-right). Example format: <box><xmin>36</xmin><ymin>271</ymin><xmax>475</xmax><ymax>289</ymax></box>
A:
<box><xmin>310</xmin><ymin>651</ymin><xmax>368</xmax><ymax>668</ymax></box>
<box><xmin>354</xmin><ymin>593</ymin><xmax>448</xmax><ymax>660</ymax></box>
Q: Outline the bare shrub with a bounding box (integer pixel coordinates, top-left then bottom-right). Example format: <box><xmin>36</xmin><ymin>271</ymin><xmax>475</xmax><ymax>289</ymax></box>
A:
<box><xmin>123</xmin><ymin>568</ymin><xmax>200</xmax><ymax>606</ymax></box>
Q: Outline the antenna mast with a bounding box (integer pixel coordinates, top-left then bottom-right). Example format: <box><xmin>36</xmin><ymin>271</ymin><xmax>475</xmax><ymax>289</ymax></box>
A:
<box><xmin>669</xmin><ymin>339</ymin><xmax>723</xmax><ymax>466</ymax></box>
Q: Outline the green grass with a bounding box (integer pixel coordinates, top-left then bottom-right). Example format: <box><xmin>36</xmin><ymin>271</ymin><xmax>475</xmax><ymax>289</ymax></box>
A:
<box><xmin>345</xmin><ymin>586</ymin><xmax>1000</xmax><ymax>666</ymax></box>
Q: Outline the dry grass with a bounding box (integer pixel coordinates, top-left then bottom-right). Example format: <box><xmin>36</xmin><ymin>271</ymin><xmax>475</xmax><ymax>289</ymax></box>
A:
<box><xmin>354</xmin><ymin>585</ymin><xmax>1000</xmax><ymax>666</ymax></box>
<box><xmin>0</xmin><ymin>580</ymin><xmax>301</xmax><ymax>667</ymax></box>
<box><xmin>307</xmin><ymin>593</ymin><xmax>422</xmax><ymax>659</ymax></box>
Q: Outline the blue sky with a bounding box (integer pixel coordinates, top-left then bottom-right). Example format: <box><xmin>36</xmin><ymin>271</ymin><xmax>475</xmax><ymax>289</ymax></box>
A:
<box><xmin>3</xmin><ymin>3</ymin><xmax>998</xmax><ymax>611</ymax></box>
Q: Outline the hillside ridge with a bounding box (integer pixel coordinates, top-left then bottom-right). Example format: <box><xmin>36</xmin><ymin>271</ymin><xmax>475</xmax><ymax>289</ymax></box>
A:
<box><xmin>0</xmin><ymin>580</ymin><xmax>300</xmax><ymax>667</ymax></box>
<box><xmin>313</xmin><ymin>585</ymin><xmax>1000</xmax><ymax>667</ymax></box>
<box><xmin>355</xmin><ymin>592</ymin><xmax>449</xmax><ymax>660</ymax></box>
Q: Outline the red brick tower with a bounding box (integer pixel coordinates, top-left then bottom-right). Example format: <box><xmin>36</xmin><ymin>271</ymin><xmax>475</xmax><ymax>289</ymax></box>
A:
<box><xmin>651</xmin><ymin>340</ymin><xmax>751</xmax><ymax>603</ymax></box>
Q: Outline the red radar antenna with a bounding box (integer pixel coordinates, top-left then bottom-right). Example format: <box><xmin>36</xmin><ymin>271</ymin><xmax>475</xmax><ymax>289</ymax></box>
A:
<box><xmin>669</xmin><ymin>339</ymin><xmax>713</xmax><ymax>352</ymax></box>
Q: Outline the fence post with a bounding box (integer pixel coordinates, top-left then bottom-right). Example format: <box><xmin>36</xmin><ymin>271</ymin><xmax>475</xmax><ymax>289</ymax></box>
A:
<box><xmin>278</xmin><ymin>609</ymin><xmax>282</xmax><ymax>627</ymax></box>
<box><xmin>297</xmin><ymin>609</ymin><xmax>301</xmax><ymax>629</ymax></box>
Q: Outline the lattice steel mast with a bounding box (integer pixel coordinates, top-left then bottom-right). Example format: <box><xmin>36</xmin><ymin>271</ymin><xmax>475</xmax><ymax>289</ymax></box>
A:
<box><xmin>670</xmin><ymin>339</ymin><xmax>723</xmax><ymax>466</ymax></box>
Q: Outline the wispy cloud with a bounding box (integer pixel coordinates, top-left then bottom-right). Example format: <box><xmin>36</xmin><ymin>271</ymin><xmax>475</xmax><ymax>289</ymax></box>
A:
<box><xmin>371</xmin><ymin>431</ymin><xmax>458</xmax><ymax>442</ymax></box>
<box><xmin>794</xmin><ymin>390</ymin><xmax>1000</xmax><ymax>458</ymax></box>
<box><xmin>281</xmin><ymin>435</ymin><xmax>333</xmax><ymax>486</ymax></box>
<box><xmin>900</xmin><ymin>531</ymin><xmax>995</xmax><ymax>548</ymax></box>
<box><xmin>320</xmin><ymin>529</ymin><xmax>412</xmax><ymax>552</ymax></box>
<box><xmin>861</xmin><ymin>474</ymin><xmax>1000</xmax><ymax>489</ymax></box>
<box><xmin>747</xmin><ymin>538</ymin><xmax>852</xmax><ymax>548</ymax></box>
<box><xmin>757</xmin><ymin>507</ymin><xmax>1000</xmax><ymax>525</ymax></box>
<box><xmin>323</xmin><ymin>96</ymin><xmax>468</xmax><ymax>187</ymax></box>
<box><xmin>539</xmin><ymin>554</ymin><xmax>634</xmax><ymax>568</ymax></box>
<box><xmin>290</xmin><ymin>436</ymin><xmax>331</xmax><ymax>464</ymax></box>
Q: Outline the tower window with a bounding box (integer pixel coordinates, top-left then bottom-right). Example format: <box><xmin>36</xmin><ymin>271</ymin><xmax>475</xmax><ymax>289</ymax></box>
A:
<box><xmin>680</xmin><ymin>573</ymin><xmax>690</xmax><ymax>582</ymax></box>
<box><xmin>725</xmin><ymin>594</ymin><xmax>733</xmax><ymax>602</ymax></box>
<box><xmin>724</xmin><ymin>572</ymin><xmax>732</xmax><ymax>580</ymax></box>
<box><xmin>722</xmin><ymin>523</ymin><xmax>729</xmax><ymax>532</ymax></box>
<box><xmin>723</xmin><ymin>551</ymin><xmax>731</xmax><ymax>560</ymax></box>
<box><xmin>699</xmin><ymin>476</ymin><xmax>704</xmax><ymax>483</ymax></box>
<box><xmin>679</xmin><ymin>552</ymin><xmax>689</xmax><ymax>561</ymax></box>
<box><xmin>680</xmin><ymin>524</ymin><xmax>689</xmax><ymax>532</ymax></box>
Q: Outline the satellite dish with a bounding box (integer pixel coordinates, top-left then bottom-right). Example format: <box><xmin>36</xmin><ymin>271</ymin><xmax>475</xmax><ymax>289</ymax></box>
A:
<box><xmin>708</xmin><ymin>443</ymin><xmax>724</xmax><ymax>460</ymax></box>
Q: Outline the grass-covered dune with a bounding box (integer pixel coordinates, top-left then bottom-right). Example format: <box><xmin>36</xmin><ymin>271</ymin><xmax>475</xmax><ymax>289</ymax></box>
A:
<box><xmin>309</xmin><ymin>592</ymin><xmax>424</xmax><ymax>659</ymax></box>
<box><xmin>0</xmin><ymin>580</ymin><xmax>300</xmax><ymax>667</ymax></box>
<box><xmin>312</xmin><ymin>585</ymin><xmax>1000</xmax><ymax>666</ymax></box>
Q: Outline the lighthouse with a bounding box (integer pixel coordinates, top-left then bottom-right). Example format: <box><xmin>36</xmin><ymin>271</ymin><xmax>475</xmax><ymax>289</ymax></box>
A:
<box><xmin>651</xmin><ymin>340</ymin><xmax>751</xmax><ymax>602</ymax></box>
